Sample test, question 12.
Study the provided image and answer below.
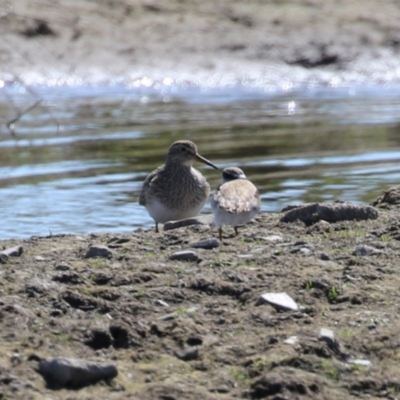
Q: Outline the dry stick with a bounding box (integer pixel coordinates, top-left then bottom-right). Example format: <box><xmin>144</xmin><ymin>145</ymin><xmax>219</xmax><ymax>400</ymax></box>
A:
<box><xmin>3</xmin><ymin>61</ymin><xmax>62</xmax><ymax>134</ymax></box>
<box><xmin>2</xmin><ymin>8</ymin><xmax>88</xmax><ymax>136</ymax></box>
<box><xmin>4</xmin><ymin>75</ymin><xmax>44</xmax><ymax>136</ymax></box>
<box><xmin>14</xmin><ymin>75</ymin><xmax>61</xmax><ymax>134</ymax></box>
<box><xmin>6</xmin><ymin>98</ymin><xmax>43</xmax><ymax>136</ymax></box>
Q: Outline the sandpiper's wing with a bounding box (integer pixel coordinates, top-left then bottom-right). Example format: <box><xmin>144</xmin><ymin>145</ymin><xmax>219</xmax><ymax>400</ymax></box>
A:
<box><xmin>139</xmin><ymin>165</ymin><xmax>164</xmax><ymax>205</ymax></box>
<box><xmin>213</xmin><ymin>180</ymin><xmax>260</xmax><ymax>214</ymax></box>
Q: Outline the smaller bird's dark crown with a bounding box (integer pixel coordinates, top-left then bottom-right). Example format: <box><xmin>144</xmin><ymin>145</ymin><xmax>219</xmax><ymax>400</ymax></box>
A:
<box><xmin>222</xmin><ymin>167</ymin><xmax>244</xmax><ymax>181</ymax></box>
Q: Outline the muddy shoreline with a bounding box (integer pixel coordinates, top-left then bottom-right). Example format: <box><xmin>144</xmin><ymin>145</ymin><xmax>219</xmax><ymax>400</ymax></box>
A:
<box><xmin>1</xmin><ymin>187</ymin><xmax>400</xmax><ymax>398</ymax></box>
<box><xmin>2</xmin><ymin>0</ymin><xmax>400</xmax><ymax>83</ymax></box>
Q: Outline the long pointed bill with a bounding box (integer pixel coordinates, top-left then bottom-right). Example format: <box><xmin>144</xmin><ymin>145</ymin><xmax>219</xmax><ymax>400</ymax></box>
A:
<box><xmin>195</xmin><ymin>153</ymin><xmax>218</xmax><ymax>169</ymax></box>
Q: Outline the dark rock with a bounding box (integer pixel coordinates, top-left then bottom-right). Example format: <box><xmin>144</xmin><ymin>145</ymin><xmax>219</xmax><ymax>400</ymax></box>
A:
<box><xmin>107</xmin><ymin>237</ymin><xmax>130</xmax><ymax>244</ymax></box>
<box><xmin>318</xmin><ymin>327</ymin><xmax>335</xmax><ymax>344</ymax></box>
<box><xmin>169</xmin><ymin>250</ymin><xmax>199</xmax><ymax>262</ymax></box>
<box><xmin>54</xmin><ymin>263</ymin><xmax>71</xmax><ymax>271</ymax></box>
<box><xmin>52</xmin><ymin>272</ymin><xmax>84</xmax><ymax>284</ymax></box>
<box><xmin>258</xmin><ymin>292</ymin><xmax>298</xmax><ymax>311</ymax></box>
<box><xmin>371</xmin><ymin>186</ymin><xmax>400</xmax><ymax>208</ymax></box>
<box><xmin>280</xmin><ymin>202</ymin><xmax>378</xmax><ymax>225</ymax></box>
<box><xmin>208</xmin><ymin>372</ymin><xmax>235</xmax><ymax>393</ymax></box>
<box><xmin>318</xmin><ymin>328</ymin><xmax>349</xmax><ymax>360</ymax></box>
<box><xmin>84</xmin><ymin>329</ymin><xmax>113</xmax><ymax>350</ymax></box>
<box><xmin>60</xmin><ymin>290</ymin><xmax>110</xmax><ymax>313</ymax></box>
<box><xmin>352</xmin><ymin>245</ymin><xmax>382</xmax><ymax>256</ymax></box>
<box><xmin>190</xmin><ymin>238</ymin><xmax>219</xmax><ymax>249</ymax></box>
<box><xmin>109</xmin><ymin>323</ymin><xmax>130</xmax><ymax>349</ymax></box>
<box><xmin>319</xmin><ymin>252</ymin><xmax>331</xmax><ymax>261</ymax></box>
<box><xmin>85</xmin><ymin>245</ymin><xmax>113</xmax><ymax>259</ymax></box>
<box><xmin>38</xmin><ymin>357</ymin><xmax>117</xmax><ymax>388</ymax></box>
<box><xmin>268</xmin><ymin>337</ymin><xmax>279</xmax><ymax>345</ymax></box>
<box><xmin>293</xmin><ymin>240</ymin><xmax>308</xmax><ymax>246</ymax></box>
<box><xmin>163</xmin><ymin>215</ymin><xmax>214</xmax><ymax>231</ymax></box>
<box><xmin>286</xmin><ymin>44</ymin><xmax>339</xmax><ymax>68</ymax></box>
<box><xmin>0</xmin><ymin>246</ymin><xmax>24</xmax><ymax>261</ymax></box>
<box><xmin>20</xmin><ymin>20</ymin><xmax>57</xmax><ymax>38</ymax></box>
<box><xmin>91</xmin><ymin>272</ymin><xmax>114</xmax><ymax>285</ymax></box>
<box><xmin>250</xmin><ymin>367</ymin><xmax>323</xmax><ymax>398</ymax></box>
<box><xmin>174</xmin><ymin>347</ymin><xmax>199</xmax><ymax>361</ymax></box>
<box><xmin>186</xmin><ymin>337</ymin><xmax>203</xmax><ymax>346</ymax></box>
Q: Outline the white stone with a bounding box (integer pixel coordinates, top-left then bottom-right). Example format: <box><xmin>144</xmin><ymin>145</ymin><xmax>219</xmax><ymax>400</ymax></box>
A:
<box><xmin>259</xmin><ymin>292</ymin><xmax>298</xmax><ymax>311</ymax></box>
<box><xmin>262</xmin><ymin>235</ymin><xmax>283</xmax><ymax>243</ymax></box>
<box><xmin>347</xmin><ymin>358</ymin><xmax>372</xmax><ymax>367</ymax></box>
<box><xmin>284</xmin><ymin>336</ymin><xmax>299</xmax><ymax>345</ymax></box>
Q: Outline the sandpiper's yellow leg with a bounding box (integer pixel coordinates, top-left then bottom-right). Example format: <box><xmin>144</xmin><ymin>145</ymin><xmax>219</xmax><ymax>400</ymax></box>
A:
<box><xmin>234</xmin><ymin>226</ymin><xmax>239</xmax><ymax>236</ymax></box>
<box><xmin>218</xmin><ymin>227</ymin><xmax>223</xmax><ymax>241</ymax></box>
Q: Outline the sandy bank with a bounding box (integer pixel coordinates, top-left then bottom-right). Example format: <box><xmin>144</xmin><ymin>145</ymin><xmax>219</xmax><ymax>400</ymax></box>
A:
<box><xmin>2</xmin><ymin>0</ymin><xmax>400</xmax><ymax>85</ymax></box>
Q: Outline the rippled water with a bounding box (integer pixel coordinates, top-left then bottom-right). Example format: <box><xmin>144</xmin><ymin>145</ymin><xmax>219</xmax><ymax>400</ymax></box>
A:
<box><xmin>1</xmin><ymin>81</ymin><xmax>400</xmax><ymax>239</ymax></box>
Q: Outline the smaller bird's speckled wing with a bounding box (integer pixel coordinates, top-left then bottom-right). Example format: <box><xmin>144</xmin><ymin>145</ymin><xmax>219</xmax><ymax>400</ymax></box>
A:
<box><xmin>139</xmin><ymin>165</ymin><xmax>164</xmax><ymax>206</ymax></box>
<box><xmin>213</xmin><ymin>180</ymin><xmax>260</xmax><ymax>214</ymax></box>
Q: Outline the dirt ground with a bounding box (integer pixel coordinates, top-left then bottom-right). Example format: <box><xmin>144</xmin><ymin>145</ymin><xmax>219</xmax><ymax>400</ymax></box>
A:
<box><xmin>1</xmin><ymin>187</ymin><xmax>400</xmax><ymax>399</ymax></box>
<box><xmin>2</xmin><ymin>0</ymin><xmax>400</xmax><ymax>81</ymax></box>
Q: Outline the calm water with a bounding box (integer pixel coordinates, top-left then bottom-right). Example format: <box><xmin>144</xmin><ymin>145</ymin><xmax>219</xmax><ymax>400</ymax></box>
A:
<box><xmin>1</xmin><ymin>81</ymin><xmax>400</xmax><ymax>239</ymax></box>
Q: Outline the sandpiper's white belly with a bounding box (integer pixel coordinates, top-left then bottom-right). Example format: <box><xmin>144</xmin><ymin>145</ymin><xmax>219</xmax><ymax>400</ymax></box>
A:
<box><xmin>212</xmin><ymin>205</ymin><xmax>258</xmax><ymax>228</ymax></box>
<box><xmin>146</xmin><ymin>197</ymin><xmax>207</xmax><ymax>224</ymax></box>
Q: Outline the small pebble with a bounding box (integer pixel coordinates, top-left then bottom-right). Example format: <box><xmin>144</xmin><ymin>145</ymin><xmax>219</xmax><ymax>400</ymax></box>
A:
<box><xmin>353</xmin><ymin>245</ymin><xmax>381</xmax><ymax>256</ymax></box>
<box><xmin>284</xmin><ymin>336</ymin><xmax>299</xmax><ymax>345</ymax></box>
<box><xmin>319</xmin><ymin>252</ymin><xmax>331</xmax><ymax>261</ymax></box>
<box><xmin>262</xmin><ymin>235</ymin><xmax>283</xmax><ymax>243</ymax></box>
<box><xmin>156</xmin><ymin>299</ymin><xmax>170</xmax><ymax>307</ymax></box>
<box><xmin>190</xmin><ymin>238</ymin><xmax>219</xmax><ymax>249</ymax></box>
<box><xmin>169</xmin><ymin>250</ymin><xmax>199</xmax><ymax>262</ymax></box>
<box><xmin>319</xmin><ymin>327</ymin><xmax>335</xmax><ymax>342</ymax></box>
<box><xmin>318</xmin><ymin>327</ymin><xmax>343</xmax><ymax>356</ymax></box>
<box><xmin>85</xmin><ymin>245</ymin><xmax>113</xmax><ymax>259</ymax></box>
<box><xmin>299</xmin><ymin>247</ymin><xmax>312</xmax><ymax>256</ymax></box>
<box><xmin>164</xmin><ymin>215</ymin><xmax>214</xmax><ymax>231</ymax></box>
<box><xmin>55</xmin><ymin>263</ymin><xmax>71</xmax><ymax>271</ymax></box>
<box><xmin>347</xmin><ymin>358</ymin><xmax>372</xmax><ymax>367</ymax></box>
<box><xmin>157</xmin><ymin>312</ymin><xmax>177</xmax><ymax>321</ymax></box>
<box><xmin>174</xmin><ymin>347</ymin><xmax>199</xmax><ymax>361</ymax></box>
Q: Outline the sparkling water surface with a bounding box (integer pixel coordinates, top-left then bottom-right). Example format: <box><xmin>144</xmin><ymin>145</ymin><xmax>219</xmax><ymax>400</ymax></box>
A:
<box><xmin>1</xmin><ymin>78</ymin><xmax>400</xmax><ymax>239</ymax></box>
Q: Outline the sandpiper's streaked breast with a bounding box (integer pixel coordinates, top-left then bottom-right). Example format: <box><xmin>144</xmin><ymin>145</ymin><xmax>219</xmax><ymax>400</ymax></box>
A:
<box><xmin>139</xmin><ymin>140</ymin><xmax>218</xmax><ymax>233</ymax></box>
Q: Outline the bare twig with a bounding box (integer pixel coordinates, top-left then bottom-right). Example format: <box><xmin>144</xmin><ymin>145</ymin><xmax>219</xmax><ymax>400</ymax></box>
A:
<box><xmin>4</xmin><ymin>75</ymin><xmax>61</xmax><ymax>136</ymax></box>
<box><xmin>6</xmin><ymin>98</ymin><xmax>42</xmax><ymax>136</ymax></box>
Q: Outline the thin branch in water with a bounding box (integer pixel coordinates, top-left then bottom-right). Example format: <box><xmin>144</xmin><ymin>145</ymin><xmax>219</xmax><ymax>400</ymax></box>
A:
<box><xmin>4</xmin><ymin>75</ymin><xmax>62</xmax><ymax>136</ymax></box>
<box><xmin>6</xmin><ymin>98</ymin><xmax>42</xmax><ymax>136</ymax></box>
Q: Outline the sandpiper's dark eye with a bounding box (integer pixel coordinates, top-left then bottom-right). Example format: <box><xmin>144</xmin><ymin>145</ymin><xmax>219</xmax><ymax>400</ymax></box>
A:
<box><xmin>181</xmin><ymin>146</ymin><xmax>186</xmax><ymax>152</ymax></box>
